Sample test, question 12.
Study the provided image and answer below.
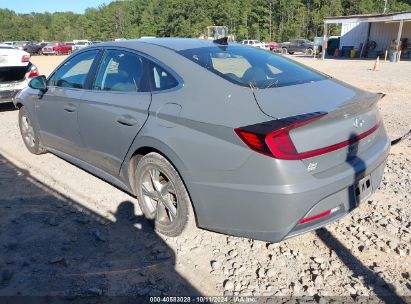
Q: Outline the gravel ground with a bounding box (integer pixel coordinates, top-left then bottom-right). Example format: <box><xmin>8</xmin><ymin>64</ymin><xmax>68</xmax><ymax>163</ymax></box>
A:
<box><xmin>0</xmin><ymin>55</ymin><xmax>410</xmax><ymax>300</ymax></box>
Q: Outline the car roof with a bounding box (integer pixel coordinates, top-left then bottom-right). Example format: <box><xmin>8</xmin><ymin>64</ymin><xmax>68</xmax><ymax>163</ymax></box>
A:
<box><xmin>0</xmin><ymin>44</ymin><xmax>14</xmax><ymax>49</ymax></box>
<box><xmin>96</xmin><ymin>38</ymin><xmax>227</xmax><ymax>52</ymax></box>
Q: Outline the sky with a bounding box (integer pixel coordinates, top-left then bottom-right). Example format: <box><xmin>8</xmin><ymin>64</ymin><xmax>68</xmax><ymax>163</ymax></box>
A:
<box><xmin>0</xmin><ymin>0</ymin><xmax>113</xmax><ymax>14</ymax></box>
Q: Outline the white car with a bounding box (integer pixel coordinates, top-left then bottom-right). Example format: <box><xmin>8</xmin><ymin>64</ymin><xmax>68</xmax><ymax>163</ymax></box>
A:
<box><xmin>241</xmin><ymin>40</ymin><xmax>267</xmax><ymax>49</ymax></box>
<box><xmin>0</xmin><ymin>44</ymin><xmax>39</xmax><ymax>103</ymax></box>
<box><xmin>72</xmin><ymin>41</ymin><xmax>92</xmax><ymax>52</ymax></box>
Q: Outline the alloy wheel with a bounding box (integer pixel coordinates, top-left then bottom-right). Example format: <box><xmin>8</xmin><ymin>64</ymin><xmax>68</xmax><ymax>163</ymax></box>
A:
<box><xmin>20</xmin><ymin>115</ymin><xmax>36</xmax><ymax>148</ymax></box>
<box><xmin>140</xmin><ymin>166</ymin><xmax>178</xmax><ymax>224</ymax></box>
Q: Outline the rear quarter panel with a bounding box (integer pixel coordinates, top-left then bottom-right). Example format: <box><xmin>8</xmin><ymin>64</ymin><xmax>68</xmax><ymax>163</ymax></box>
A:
<box><xmin>119</xmin><ymin>43</ymin><xmax>272</xmax><ymax>226</ymax></box>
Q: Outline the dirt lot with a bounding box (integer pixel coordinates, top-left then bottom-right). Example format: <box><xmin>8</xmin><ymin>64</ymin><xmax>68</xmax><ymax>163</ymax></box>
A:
<box><xmin>0</xmin><ymin>54</ymin><xmax>410</xmax><ymax>300</ymax></box>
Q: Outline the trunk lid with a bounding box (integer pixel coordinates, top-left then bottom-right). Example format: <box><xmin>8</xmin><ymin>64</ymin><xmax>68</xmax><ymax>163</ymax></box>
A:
<box><xmin>0</xmin><ymin>66</ymin><xmax>28</xmax><ymax>83</ymax></box>
<box><xmin>253</xmin><ymin>79</ymin><xmax>375</xmax><ymax>119</ymax></box>
<box><xmin>253</xmin><ymin>79</ymin><xmax>385</xmax><ymax>173</ymax></box>
<box><xmin>0</xmin><ymin>48</ymin><xmax>30</xmax><ymax>68</ymax></box>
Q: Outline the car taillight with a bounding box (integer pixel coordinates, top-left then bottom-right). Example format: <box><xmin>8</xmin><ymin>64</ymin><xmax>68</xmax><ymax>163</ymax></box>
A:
<box><xmin>235</xmin><ymin>112</ymin><xmax>327</xmax><ymax>160</ymax></box>
<box><xmin>22</xmin><ymin>55</ymin><xmax>30</xmax><ymax>62</ymax></box>
<box><xmin>27</xmin><ymin>65</ymin><xmax>39</xmax><ymax>78</ymax></box>
<box><xmin>235</xmin><ymin>112</ymin><xmax>381</xmax><ymax>160</ymax></box>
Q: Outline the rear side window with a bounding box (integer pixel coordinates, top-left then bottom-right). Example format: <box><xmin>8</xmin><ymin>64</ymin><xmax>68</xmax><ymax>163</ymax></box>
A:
<box><xmin>150</xmin><ymin>63</ymin><xmax>179</xmax><ymax>91</ymax></box>
<box><xmin>178</xmin><ymin>45</ymin><xmax>326</xmax><ymax>89</ymax></box>
<box><xmin>94</xmin><ymin>50</ymin><xmax>147</xmax><ymax>92</ymax></box>
<box><xmin>48</xmin><ymin>50</ymin><xmax>98</xmax><ymax>88</ymax></box>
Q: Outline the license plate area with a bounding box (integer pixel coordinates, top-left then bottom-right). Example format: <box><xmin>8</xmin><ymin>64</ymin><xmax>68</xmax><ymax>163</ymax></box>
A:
<box><xmin>355</xmin><ymin>175</ymin><xmax>372</xmax><ymax>204</ymax></box>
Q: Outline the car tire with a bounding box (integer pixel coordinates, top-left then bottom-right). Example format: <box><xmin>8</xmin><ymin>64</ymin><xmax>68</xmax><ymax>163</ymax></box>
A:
<box><xmin>306</xmin><ymin>48</ymin><xmax>314</xmax><ymax>56</ymax></box>
<box><xmin>18</xmin><ymin>107</ymin><xmax>47</xmax><ymax>155</ymax></box>
<box><xmin>134</xmin><ymin>152</ymin><xmax>196</xmax><ymax>237</ymax></box>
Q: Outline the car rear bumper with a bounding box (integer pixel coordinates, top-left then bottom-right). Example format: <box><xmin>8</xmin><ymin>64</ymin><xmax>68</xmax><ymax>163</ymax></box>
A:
<box><xmin>190</xmin><ymin>133</ymin><xmax>390</xmax><ymax>243</ymax></box>
<box><xmin>0</xmin><ymin>81</ymin><xmax>27</xmax><ymax>103</ymax></box>
<box><xmin>284</xmin><ymin>157</ymin><xmax>386</xmax><ymax>240</ymax></box>
<box><xmin>0</xmin><ymin>90</ymin><xmax>19</xmax><ymax>103</ymax></box>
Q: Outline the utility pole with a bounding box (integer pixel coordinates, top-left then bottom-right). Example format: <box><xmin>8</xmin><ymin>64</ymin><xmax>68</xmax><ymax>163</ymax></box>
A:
<box><xmin>384</xmin><ymin>0</ymin><xmax>388</xmax><ymax>13</ymax></box>
<box><xmin>268</xmin><ymin>0</ymin><xmax>273</xmax><ymax>42</ymax></box>
<box><xmin>246</xmin><ymin>18</ymin><xmax>248</xmax><ymax>39</ymax></box>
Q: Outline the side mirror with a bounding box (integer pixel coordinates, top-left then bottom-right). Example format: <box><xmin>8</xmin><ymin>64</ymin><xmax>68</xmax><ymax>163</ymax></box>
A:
<box><xmin>29</xmin><ymin>75</ymin><xmax>47</xmax><ymax>92</ymax></box>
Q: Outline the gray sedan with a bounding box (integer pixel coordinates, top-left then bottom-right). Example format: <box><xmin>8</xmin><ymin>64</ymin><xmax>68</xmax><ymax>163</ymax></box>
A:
<box><xmin>13</xmin><ymin>39</ymin><xmax>390</xmax><ymax>242</ymax></box>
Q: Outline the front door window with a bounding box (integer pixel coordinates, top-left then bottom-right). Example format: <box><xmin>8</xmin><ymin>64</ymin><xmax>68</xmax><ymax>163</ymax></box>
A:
<box><xmin>48</xmin><ymin>50</ymin><xmax>99</xmax><ymax>89</ymax></box>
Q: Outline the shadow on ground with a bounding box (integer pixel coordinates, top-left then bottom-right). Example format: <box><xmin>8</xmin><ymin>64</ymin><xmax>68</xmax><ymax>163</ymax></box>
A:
<box><xmin>317</xmin><ymin>228</ymin><xmax>406</xmax><ymax>303</ymax></box>
<box><xmin>0</xmin><ymin>154</ymin><xmax>200</xmax><ymax>297</ymax></box>
<box><xmin>315</xmin><ymin>133</ymin><xmax>406</xmax><ymax>304</ymax></box>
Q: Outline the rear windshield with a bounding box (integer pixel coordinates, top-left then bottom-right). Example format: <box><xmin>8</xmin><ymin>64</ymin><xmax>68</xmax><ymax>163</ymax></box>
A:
<box><xmin>178</xmin><ymin>45</ymin><xmax>326</xmax><ymax>89</ymax></box>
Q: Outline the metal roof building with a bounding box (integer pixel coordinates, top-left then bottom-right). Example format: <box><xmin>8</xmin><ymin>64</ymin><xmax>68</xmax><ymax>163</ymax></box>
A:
<box><xmin>322</xmin><ymin>11</ymin><xmax>411</xmax><ymax>60</ymax></box>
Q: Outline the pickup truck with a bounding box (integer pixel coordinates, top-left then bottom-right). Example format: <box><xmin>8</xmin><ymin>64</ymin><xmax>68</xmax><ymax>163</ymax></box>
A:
<box><xmin>41</xmin><ymin>41</ymin><xmax>72</xmax><ymax>55</ymax></box>
<box><xmin>281</xmin><ymin>39</ymin><xmax>316</xmax><ymax>55</ymax></box>
<box><xmin>0</xmin><ymin>44</ymin><xmax>39</xmax><ymax>103</ymax></box>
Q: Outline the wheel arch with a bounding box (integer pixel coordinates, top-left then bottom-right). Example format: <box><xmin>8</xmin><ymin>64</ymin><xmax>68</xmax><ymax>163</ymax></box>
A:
<box><xmin>122</xmin><ymin>138</ymin><xmax>204</xmax><ymax>227</ymax></box>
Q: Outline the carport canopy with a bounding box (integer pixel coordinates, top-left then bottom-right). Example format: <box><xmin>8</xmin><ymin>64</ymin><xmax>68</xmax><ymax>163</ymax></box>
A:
<box><xmin>321</xmin><ymin>11</ymin><xmax>411</xmax><ymax>59</ymax></box>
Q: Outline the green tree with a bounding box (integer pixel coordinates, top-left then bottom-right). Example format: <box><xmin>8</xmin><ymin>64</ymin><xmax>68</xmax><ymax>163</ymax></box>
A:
<box><xmin>0</xmin><ymin>0</ymin><xmax>410</xmax><ymax>43</ymax></box>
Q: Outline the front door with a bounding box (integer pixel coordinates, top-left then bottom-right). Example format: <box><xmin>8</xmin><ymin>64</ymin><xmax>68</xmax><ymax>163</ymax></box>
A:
<box><xmin>35</xmin><ymin>49</ymin><xmax>100</xmax><ymax>157</ymax></box>
<box><xmin>78</xmin><ymin>49</ymin><xmax>151</xmax><ymax>176</ymax></box>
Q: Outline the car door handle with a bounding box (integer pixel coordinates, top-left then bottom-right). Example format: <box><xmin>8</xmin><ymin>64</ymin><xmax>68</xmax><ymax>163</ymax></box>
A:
<box><xmin>116</xmin><ymin>115</ymin><xmax>139</xmax><ymax>126</ymax></box>
<box><xmin>64</xmin><ymin>103</ymin><xmax>77</xmax><ymax>112</ymax></box>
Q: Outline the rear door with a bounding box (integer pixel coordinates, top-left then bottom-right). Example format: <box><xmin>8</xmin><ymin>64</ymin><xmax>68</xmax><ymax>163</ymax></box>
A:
<box><xmin>78</xmin><ymin>48</ymin><xmax>151</xmax><ymax>175</ymax></box>
<box><xmin>295</xmin><ymin>40</ymin><xmax>303</xmax><ymax>52</ymax></box>
<box><xmin>35</xmin><ymin>49</ymin><xmax>100</xmax><ymax>157</ymax></box>
<box><xmin>289</xmin><ymin>40</ymin><xmax>297</xmax><ymax>52</ymax></box>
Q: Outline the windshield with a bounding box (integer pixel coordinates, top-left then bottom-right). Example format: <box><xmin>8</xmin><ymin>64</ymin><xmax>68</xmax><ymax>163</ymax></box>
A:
<box><xmin>178</xmin><ymin>45</ymin><xmax>326</xmax><ymax>89</ymax></box>
<box><xmin>46</xmin><ymin>43</ymin><xmax>57</xmax><ymax>46</ymax></box>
